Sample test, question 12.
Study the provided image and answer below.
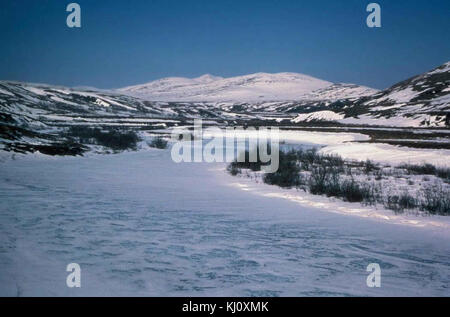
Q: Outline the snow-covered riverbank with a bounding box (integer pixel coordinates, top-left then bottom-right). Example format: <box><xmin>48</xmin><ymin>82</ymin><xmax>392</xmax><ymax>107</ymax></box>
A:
<box><xmin>220</xmin><ymin>166</ymin><xmax>450</xmax><ymax>230</ymax></box>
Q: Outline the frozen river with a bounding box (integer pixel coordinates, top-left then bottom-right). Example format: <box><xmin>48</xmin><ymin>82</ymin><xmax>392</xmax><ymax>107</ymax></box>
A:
<box><xmin>0</xmin><ymin>149</ymin><xmax>449</xmax><ymax>296</ymax></box>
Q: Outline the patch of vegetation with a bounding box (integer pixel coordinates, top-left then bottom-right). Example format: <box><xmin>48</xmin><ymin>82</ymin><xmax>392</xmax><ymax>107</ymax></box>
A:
<box><xmin>340</xmin><ymin>179</ymin><xmax>374</xmax><ymax>203</ymax></box>
<box><xmin>263</xmin><ymin>151</ymin><xmax>302</xmax><ymax>188</ymax></box>
<box><xmin>228</xmin><ymin>146</ymin><xmax>272</xmax><ymax>172</ymax></box>
<box><xmin>421</xmin><ymin>185</ymin><xmax>450</xmax><ymax>215</ymax></box>
<box><xmin>364</xmin><ymin>159</ymin><xmax>377</xmax><ymax>174</ymax></box>
<box><xmin>148</xmin><ymin>137</ymin><xmax>168</xmax><ymax>149</ymax></box>
<box><xmin>400</xmin><ymin>163</ymin><xmax>450</xmax><ymax>181</ymax></box>
<box><xmin>385</xmin><ymin>192</ymin><xmax>419</xmax><ymax>213</ymax></box>
<box><xmin>307</xmin><ymin>166</ymin><xmax>379</xmax><ymax>204</ymax></box>
<box><xmin>227</xmin><ymin>147</ymin><xmax>449</xmax><ymax>215</ymax></box>
<box><xmin>4</xmin><ymin>141</ymin><xmax>87</xmax><ymax>156</ymax></box>
<box><xmin>398</xmin><ymin>192</ymin><xmax>418</xmax><ymax>210</ymax></box>
<box><xmin>0</xmin><ymin>113</ymin><xmax>15</xmax><ymax>124</ymax></box>
<box><xmin>227</xmin><ymin>164</ymin><xmax>241</xmax><ymax>176</ymax></box>
<box><xmin>294</xmin><ymin>148</ymin><xmax>345</xmax><ymax>171</ymax></box>
<box><xmin>308</xmin><ymin>166</ymin><xmax>341</xmax><ymax>196</ymax></box>
<box><xmin>0</xmin><ymin>124</ymin><xmax>41</xmax><ymax>141</ymax></box>
<box><xmin>65</xmin><ymin>126</ymin><xmax>140</xmax><ymax>151</ymax></box>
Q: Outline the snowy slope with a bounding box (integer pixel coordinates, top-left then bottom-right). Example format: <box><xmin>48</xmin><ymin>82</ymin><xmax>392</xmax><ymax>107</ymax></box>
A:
<box><xmin>119</xmin><ymin>74</ymin><xmax>224</xmax><ymax>97</ymax></box>
<box><xmin>0</xmin><ymin>81</ymin><xmax>171</xmax><ymax>122</ymax></box>
<box><xmin>301</xmin><ymin>83</ymin><xmax>377</xmax><ymax>101</ymax></box>
<box><xmin>292</xmin><ymin>110</ymin><xmax>344</xmax><ymax>123</ymax></box>
<box><xmin>118</xmin><ymin>72</ymin><xmax>335</xmax><ymax>102</ymax></box>
<box><xmin>338</xmin><ymin>62</ymin><xmax>450</xmax><ymax>127</ymax></box>
<box><xmin>291</xmin><ymin>62</ymin><xmax>450</xmax><ymax>127</ymax></box>
<box><xmin>0</xmin><ymin>81</ymin><xmax>184</xmax><ymax>153</ymax></box>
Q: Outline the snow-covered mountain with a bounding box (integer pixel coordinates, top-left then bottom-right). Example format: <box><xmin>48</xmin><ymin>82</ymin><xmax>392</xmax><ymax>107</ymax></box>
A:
<box><xmin>1</xmin><ymin>63</ymin><xmax>448</xmax><ymax>156</ymax></box>
<box><xmin>0</xmin><ymin>81</ymin><xmax>174</xmax><ymax>126</ymax></box>
<box><xmin>301</xmin><ymin>83</ymin><xmax>378</xmax><ymax>102</ymax></box>
<box><xmin>288</xmin><ymin>62</ymin><xmax>450</xmax><ymax>127</ymax></box>
<box><xmin>0</xmin><ymin>77</ymin><xmax>375</xmax><ymax>155</ymax></box>
<box><xmin>118</xmin><ymin>72</ymin><xmax>340</xmax><ymax>102</ymax></box>
<box><xmin>336</xmin><ymin>62</ymin><xmax>450</xmax><ymax>127</ymax></box>
<box><xmin>0</xmin><ymin>81</ymin><xmax>184</xmax><ymax>154</ymax></box>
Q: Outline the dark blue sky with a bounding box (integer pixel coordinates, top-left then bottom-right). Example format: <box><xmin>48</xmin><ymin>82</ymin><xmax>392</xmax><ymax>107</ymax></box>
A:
<box><xmin>1</xmin><ymin>0</ymin><xmax>449</xmax><ymax>89</ymax></box>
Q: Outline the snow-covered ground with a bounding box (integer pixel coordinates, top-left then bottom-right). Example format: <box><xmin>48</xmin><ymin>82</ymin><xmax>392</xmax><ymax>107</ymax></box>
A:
<box><xmin>201</xmin><ymin>128</ymin><xmax>369</xmax><ymax>146</ymax></box>
<box><xmin>0</xmin><ymin>144</ymin><xmax>449</xmax><ymax>296</ymax></box>
<box><xmin>201</xmin><ymin>128</ymin><xmax>450</xmax><ymax>167</ymax></box>
<box><xmin>223</xmin><ymin>167</ymin><xmax>450</xmax><ymax>230</ymax></box>
<box><xmin>338</xmin><ymin>114</ymin><xmax>446</xmax><ymax>128</ymax></box>
<box><xmin>320</xmin><ymin>142</ymin><xmax>450</xmax><ymax>168</ymax></box>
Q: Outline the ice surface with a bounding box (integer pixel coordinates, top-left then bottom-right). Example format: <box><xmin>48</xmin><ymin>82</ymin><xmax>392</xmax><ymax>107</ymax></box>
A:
<box><xmin>0</xmin><ymin>149</ymin><xmax>449</xmax><ymax>296</ymax></box>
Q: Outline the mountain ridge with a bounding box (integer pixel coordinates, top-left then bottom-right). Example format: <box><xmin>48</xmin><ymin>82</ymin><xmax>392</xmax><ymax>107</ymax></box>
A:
<box><xmin>118</xmin><ymin>72</ymin><xmax>367</xmax><ymax>102</ymax></box>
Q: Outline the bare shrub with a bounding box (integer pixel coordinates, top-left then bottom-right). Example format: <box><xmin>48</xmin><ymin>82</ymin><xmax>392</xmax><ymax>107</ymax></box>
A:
<box><xmin>364</xmin><ymin>159</ymin><xmax>376</xmax><ymax>174</ymax></box>
<box><xmin>66</xmin><ymin>126</ymin><xmax>140</xmax><ymax>151</ymax></box>
<box><xmin>420</xmin><ymin>185</ymin><xmax>450</xmax><ymax>215</ymax></box>
<box><xmin>308</xmin><ymin>166</ymin><xmax>340</xmax><ymax>196</ymax></box>
<box><xmin>148</xmin><ymin>136</ymin><xmax>168</xmax><ymax>149</ymax></box>
<box><xmin>263</xmin><ymin>151</ymin><xmax>301</xmax><ymax>188</ymax></box>
<box><xmin>400</xmin><ymin>163</ymin><xmax>450</xmax><ymax>181</ymax></box>
<box><xmin>227</xmin><ymin>164</ymin><xmax>241</xmax><ymax>176</ymax></box>
<box><xmin>398</xmin><ymin>192</ymin><xmax>418</xmax><ymax>210</ymax></box>
<box><xmin>340</xmin><ymin>179</ymin><xmax>368</xmax><ymax>203</ymax></box>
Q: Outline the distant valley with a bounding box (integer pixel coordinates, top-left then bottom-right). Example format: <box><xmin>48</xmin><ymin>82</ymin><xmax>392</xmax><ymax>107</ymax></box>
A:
<box><xmin>0</xmin><ymin>62</ymin><xmax>449</xmax><ymax>155</ymax></box>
